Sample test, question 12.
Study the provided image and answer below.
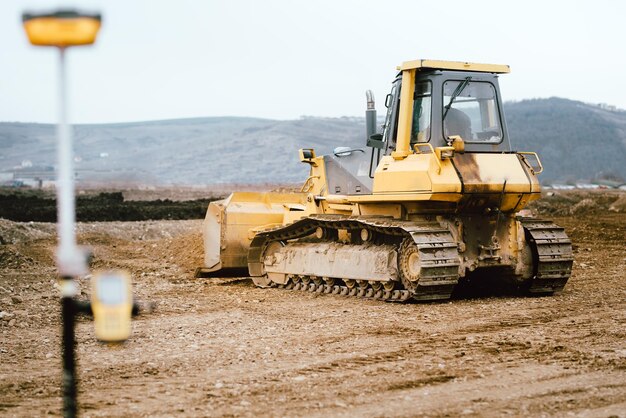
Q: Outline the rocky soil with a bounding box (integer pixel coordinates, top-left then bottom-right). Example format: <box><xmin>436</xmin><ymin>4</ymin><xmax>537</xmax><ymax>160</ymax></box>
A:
<box><xmin>0</xmin><ymin>190</ymin><xmax>625</xmax><ymax>417</ymax></box>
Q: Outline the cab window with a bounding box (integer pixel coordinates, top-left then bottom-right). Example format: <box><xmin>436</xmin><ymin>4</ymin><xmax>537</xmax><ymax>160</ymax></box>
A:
<box><xmin>442</xmin><ymin>80</ymin><xmax>502</xmax><ymax>143</ymax></box>
<box><xmin>382</xmin><ymin>81</ymin><xmax>401</xmax><ymax>153</ymax></box>
<box><xmin>411</xmin><ymin>81</ymin><xmax>432</xmax><ymax>144</ymax></box>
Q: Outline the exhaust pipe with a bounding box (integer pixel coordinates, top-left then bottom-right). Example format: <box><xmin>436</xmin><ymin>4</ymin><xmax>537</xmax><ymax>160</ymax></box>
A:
<box><xmin>365</xmin><ymin>90</ymin><xmax>376</xmax><ymax>141</ymax></box>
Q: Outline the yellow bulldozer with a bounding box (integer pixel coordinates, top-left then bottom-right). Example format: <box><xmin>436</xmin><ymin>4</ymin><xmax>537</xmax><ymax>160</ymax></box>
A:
<box><xmin>196</xmin><ymin>59</ymin><xmax>573</xmax><ymax>302</ymax></box>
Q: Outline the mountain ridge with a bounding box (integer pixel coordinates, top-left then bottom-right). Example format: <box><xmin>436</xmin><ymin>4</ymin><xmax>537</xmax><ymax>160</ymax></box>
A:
<box><xmin>1</xmin><ymin>98</ymin><xmax>624</xmax><ymax>185</ymax></box>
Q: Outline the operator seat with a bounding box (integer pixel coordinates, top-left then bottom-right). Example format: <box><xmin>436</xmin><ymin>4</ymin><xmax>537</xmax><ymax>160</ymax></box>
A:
<box><xmin>444</xmin><ymin>108</ymin><xmax>472</xmax><ymax>141</ymax></box>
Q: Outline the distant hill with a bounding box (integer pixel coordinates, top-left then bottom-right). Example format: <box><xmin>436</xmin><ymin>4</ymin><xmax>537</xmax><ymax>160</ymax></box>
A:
<box><xmin>505</xmin><ymin>98</ymin><xmax>626</xmax><ymax>183</ymax></box>
<box><xmin>1</xmin><ymin>98</ymin><xmax>624</xmax><ymax>185</ymax></box>
<box><xmin>0</xmin><ymin>117</ymin><xmax>364</xmax><ymax>185</ymax></box>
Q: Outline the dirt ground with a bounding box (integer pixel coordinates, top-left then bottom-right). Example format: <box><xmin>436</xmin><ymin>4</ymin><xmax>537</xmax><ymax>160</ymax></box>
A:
<box><xmin>1</xmin><ymin>191</ymin><xmax>625</xmax><ymax>417</ymax></box>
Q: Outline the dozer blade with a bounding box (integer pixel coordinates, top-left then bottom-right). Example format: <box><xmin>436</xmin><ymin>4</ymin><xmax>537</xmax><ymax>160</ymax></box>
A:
<box><xmin>196</xmin><ymin>191</ymin><xmax>307</xmax><ymax>277</ymax></box>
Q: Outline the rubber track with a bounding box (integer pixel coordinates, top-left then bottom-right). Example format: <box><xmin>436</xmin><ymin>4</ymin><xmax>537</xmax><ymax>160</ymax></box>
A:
<box><xmin>519</xmin><ymin>217</ymin><xmax>573</xmax><ymax>293</ymax></box>
<box><xmin>248</xmin><ymin>215</ymin><xmax>461</xmax><ymax>302</ymax></box>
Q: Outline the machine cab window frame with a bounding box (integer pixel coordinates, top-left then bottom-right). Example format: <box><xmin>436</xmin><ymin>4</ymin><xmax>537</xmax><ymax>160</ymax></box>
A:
<box><xmin>441</xmin><ymin>79</ymin><xmax>504</xmax><ymax>144</ymax></box>
<box><xmin>410</xmin><ymin>80</ymin><xmax>433</xmax><ymax>145</ymax></box>
<box><xmin>382</xmin><ymin>78</ymin><xmax>401</xmax><ymax>153</ymax></box>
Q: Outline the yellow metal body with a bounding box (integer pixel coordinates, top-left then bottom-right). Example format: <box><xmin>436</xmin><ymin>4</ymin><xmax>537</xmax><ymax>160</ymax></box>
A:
<box><xmin>199</xmin><ymin>58</ymin><xmax>547</xmax><ymax>281</ymax></box>
<box><xmin>199</xmin><ymin>192</ymin><xmax>308</xmax><ymax>274</ymax></box>
<box><xmin>91</xmin><ymin>271</ymin><xmax>133</xmax><ymax>342</ymax></box>
<box><xmin>391</xmin><ymin>69</ymin><xmax>416</xmax><ymax>159</ymax></box>
<box><xmin>398</xmin><ymin>59</ymin><xmax>510</xmax><ymax>74</ymax></box>
<box><xmin>372</xmin><ymin>154</ymin><xmax>460</xmax><ymax>195</ymax></box>
<box><xmin>23</xmin><ymin>14</ymin><xmax>101</xmax><ymax>47</ymax></box>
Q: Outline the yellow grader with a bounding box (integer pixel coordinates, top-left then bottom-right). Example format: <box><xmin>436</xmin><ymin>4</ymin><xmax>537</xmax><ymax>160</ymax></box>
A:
<box><xmin>197</xmin><ymin>59</ymin><xmax>573</xmax><ymax>302</ymax></box>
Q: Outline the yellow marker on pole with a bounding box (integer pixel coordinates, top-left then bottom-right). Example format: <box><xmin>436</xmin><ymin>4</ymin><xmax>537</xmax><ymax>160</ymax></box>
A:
<box><xmin>91</xmin><ymin>271</ymin><xmax>134</xmax><ymax>342</ymax></box>
<box><xmin>23</xmin><ymin>11</ymin><xmax>101</xmax><ymax>47</ymax></box>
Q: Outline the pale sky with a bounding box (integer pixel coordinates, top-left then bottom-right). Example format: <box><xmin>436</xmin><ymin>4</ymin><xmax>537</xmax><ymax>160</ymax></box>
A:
<box><xmin>1</xmin><ymin>0</ymin><xmax>625</xmax><ymax>124</ymax></box>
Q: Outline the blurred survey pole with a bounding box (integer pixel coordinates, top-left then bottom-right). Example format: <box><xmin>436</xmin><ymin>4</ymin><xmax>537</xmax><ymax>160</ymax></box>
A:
<box><xmin>22</xmin><ymin>10</ymin><xmax>101</xmax><ymax>418</ymax></box>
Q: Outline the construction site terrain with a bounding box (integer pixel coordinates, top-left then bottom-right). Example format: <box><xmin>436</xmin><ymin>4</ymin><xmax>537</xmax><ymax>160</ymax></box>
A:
<box><xmin>1</xmin><ymin>189</ymin><xmax>625</xmax><ymax>417</ymax></box>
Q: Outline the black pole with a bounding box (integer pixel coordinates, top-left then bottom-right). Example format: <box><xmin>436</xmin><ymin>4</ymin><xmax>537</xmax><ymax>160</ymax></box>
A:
<box><xmin>61</xmin><ymin>278</ymin><xmax>77</xmax><ymax>418</ymax></box>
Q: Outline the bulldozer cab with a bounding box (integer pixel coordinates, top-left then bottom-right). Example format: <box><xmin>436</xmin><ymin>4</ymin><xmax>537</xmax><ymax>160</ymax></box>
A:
<box><xmin>378</xmin><ymin>60</ymin><xmax>511</xmax><ymax>156</ymax></box>
<box><xmin>353</xmin><ymin>59</ymin><xmax>543</xmax><ymax>214</ymax></box>
<box><xmin>315</xmin><ymin>60</ymin><xmax>542</xmax><ymax>209</ymax></box>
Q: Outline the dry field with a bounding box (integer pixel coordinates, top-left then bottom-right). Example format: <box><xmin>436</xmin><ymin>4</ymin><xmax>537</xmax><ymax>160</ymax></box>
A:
<box><xmin>1</xmin><ymin>190</ymin><xmax>625</xmax><ymax>417</ymax></box>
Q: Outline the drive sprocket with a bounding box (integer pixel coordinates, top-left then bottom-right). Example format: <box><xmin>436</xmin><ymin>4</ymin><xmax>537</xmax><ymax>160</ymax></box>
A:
<box><xmin>398</xmin><ymin>238</ymin><xmax>422</xmax><ymax>294</ymax></box>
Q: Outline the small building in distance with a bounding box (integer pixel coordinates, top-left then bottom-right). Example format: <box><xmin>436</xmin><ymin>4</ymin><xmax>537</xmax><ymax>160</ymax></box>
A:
<box><xmin>10</xmin><ymin>164</ymin><xmax>56</xmax><ymax>188</ymax></box>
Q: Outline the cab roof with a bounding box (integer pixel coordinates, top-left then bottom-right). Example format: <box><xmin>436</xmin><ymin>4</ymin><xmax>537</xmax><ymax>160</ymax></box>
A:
<box><xmin>398</xmin><ymin>59</ymin><xmax>510</xmax><ymax>74</ymax></box>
